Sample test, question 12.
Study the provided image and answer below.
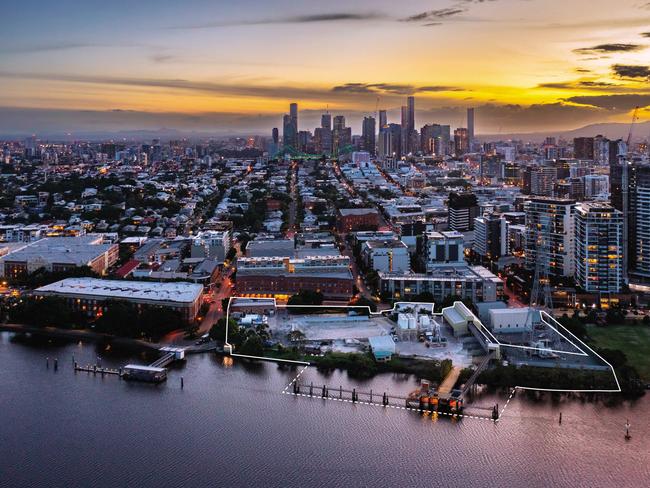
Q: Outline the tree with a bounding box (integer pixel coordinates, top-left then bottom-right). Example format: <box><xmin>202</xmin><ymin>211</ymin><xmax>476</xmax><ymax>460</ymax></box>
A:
<box><xmin>209</xmin><ymin>317</ymin><xmax>242</xmax><ymax>345</ymax></box>
<box><xmin>239</xmin><ymin>334</ymin><xmax>264</xmax><ymax>356</ymax></box>
<box><xmin>288</xmin><ymin>329</ymin><xmax>306</xmax><ymax>343</ymax></box>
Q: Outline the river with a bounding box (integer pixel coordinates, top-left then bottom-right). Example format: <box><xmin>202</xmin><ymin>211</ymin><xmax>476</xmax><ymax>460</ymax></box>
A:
<box><xmin>1</xmin><ymin>332</ymin><xmax>649</xmax><ymax>488</ymax></box>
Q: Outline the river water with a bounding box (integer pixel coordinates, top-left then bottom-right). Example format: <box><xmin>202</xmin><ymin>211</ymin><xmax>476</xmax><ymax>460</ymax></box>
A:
<box><xmin>1</xmin><ymin>332</ymin><xmax>649</xmax><ymax>488</ymax></box>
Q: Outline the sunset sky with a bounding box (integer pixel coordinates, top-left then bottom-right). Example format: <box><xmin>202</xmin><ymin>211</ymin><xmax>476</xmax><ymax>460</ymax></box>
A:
<box><xmin>2</xmin><ymin>0</ymin><xmax>650</xmax><ymax>135</ymax></box>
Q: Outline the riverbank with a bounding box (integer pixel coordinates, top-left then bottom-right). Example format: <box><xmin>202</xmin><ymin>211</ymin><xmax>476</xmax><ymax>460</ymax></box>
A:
<box><xmin>587</xmin><ymin>324</ymin><xmax>650</xmax><ymax>381</ymax></box>
<box><xmin>0</xmin><ymin>323</ymin><xmax>162</xmax><ymax>351</ymax></box>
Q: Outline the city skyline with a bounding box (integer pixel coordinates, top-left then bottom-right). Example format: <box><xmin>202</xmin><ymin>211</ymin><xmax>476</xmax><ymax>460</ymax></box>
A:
<box><xmin>2</xmin><ymin>0</ymin><xmax>650</xmax><ymax>135</ymax></box>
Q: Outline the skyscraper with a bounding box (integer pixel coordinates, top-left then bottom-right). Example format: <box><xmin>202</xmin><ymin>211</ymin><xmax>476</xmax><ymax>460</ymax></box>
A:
<box><xmin>574</xmin><ymin>137</ymin><xmax>594</xmax><ymax>160</ymax></box>
<box><xmin>467</xmin><ymin>107</ymin><xmax>475</xmax><ymax>150</ymax></box>
<box><xmin>362</xmin><ymin>116</ymin><xmax>376</xmax><ymax>155</ymax></box>
<box><xmin>333</xmin><ymin>116</ymin><xmax>351</xmax><ymax>157</ymax></box>
<box><xmin>524</xmin><ymin>197</ymin><xmax>576</xmax><ymax>277</ymax></box>
<box><xmin>290</xmin><ymin>103</ymin><xmax>298</xmax><ymax>129</ymax></box>
<box><xmin>453</xmin><ymin>128</ymin><xmax>469</xmax><ymax>156</ymax></box>
<box><xmin>282</xmin><ymin>103</ymin><xmax>299</xmax><ymax>151</ymax></box>
<box><xmin>474</xmin><ymin>213</ymin><xmax>509</xmax><ymax>261</ymax></box>
<box><xmin>448</xmin><ymin>192</ymin><xmax>479</xmax><ymax>231</ymax></box>
<box><xmin>378</xmin><ymin>124</ymin><xmax>402</xmax><ymax>160</ymax></box>
<box><xmin>420</xmin><ymin>124</ymin><xmax>450</xmax><ymax>156</ymax></box>
<box><xmin>378</xmin><ymin>110</ymin><xmax>387</xmax><ymax>129</ymax></box>
<box><xmin>321</xmin><ymin>113</ymin><xmax>332</xmax><ymax>131</ymax></box>
<box><xmin>611</xmin><ymin>161</ymin><xmax>650</xmax><ymax>284</ymax></box>
<box><xmin>575</xmin><ymin>202</ymin><xmax>623</xmax><ymax>293</ymax></box>
<box><xmin>400</xmin><ymin>96</ymin><xmax>416</xmax><ymax>154</ymax></box>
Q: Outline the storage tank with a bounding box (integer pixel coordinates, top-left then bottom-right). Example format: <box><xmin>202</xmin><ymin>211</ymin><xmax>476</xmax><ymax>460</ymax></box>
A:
<box><xmin>408</xmin><ymin>316</ymin><xmax>416</xmax><ymax>329</ymax></box>
<box><xmin>419</xmin><ymin>315</ymin><xmax>430</xmax><ymax>327</ymax></box>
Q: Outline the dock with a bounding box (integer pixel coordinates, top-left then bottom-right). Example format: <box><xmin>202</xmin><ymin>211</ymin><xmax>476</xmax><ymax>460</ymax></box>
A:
<box><xmin>73</xmin><ymin>347</ymin><xmax>186</xmax><ymax>383</ymax></box>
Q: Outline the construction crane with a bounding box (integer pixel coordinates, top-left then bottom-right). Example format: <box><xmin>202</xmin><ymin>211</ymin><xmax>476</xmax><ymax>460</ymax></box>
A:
<box><xmin>626</xmin><ymin>105</ymin><xmax>639</xmax><ymax>147</ymax></box>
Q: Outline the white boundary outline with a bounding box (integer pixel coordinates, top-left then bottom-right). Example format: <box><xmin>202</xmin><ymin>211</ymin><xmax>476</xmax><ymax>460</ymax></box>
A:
<box><xmin>221</xmin><ymin>297</ymin><xmax>621</xmax><ymax>421</ymax></box>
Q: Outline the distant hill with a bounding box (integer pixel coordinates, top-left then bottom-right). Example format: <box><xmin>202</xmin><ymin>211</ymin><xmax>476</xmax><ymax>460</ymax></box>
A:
<box><xmin>480</xmin><ymin>121</ymin><xmax>650</xmax><ymax>143</ymax></box>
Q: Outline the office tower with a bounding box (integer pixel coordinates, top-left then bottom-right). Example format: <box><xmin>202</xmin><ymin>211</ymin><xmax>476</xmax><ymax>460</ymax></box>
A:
<box><xmin>453</xmin><ymin>128</ymin><xmax>469</xmax><ymax>156</ymax></box>
<box><xmin>297</xmin><ymin>130</ymin><xmax>311</xmax><ymax>153</ymax></box>
<box><xmin>282</xmin><ymin>114</ymin><xmax>294</xmax><ymax>151</ymax></box>
<box><xmin>611</xmin><ymin>161</ymin><xmax>650</xmax><ymax>283</ymax></box>
<box><xmin>551</xmin><ymin>159</ymin><xmax>571</xmax><ymax>180</ymax></box>
<box><xmin>282</xmin><ymin>103</ymin><xmax>299</xmax><ymax>151</ymax></box>
<box><xmin>407</xmin><ymin>96</ymin><xmax>415</xmax><ymax>135</ymax></box>
<box><xmin>377</xmin><ymin>123</ymin><xmax>402</xmax><ymax>159</ymax></box>
<box><xmin>448</xmin><ymin>192</ymin><xmax>479</xmax><ymax>231</ymax></box>
<box><xmin>378</xmin><ymin>110</ymin><xmax>387</xmax><ymax>129</ymax></box>
<box><xmin>467</xmin><ymin>107</ymin><xmax>475</xmax><ymax>150</ymax></box>
<box><xmin>593</xmin><ymin>135</ymin><xmax>609</xmax><ymax>164</ymax></box>
<box><xmin>314</xmin><ymin>127</ymin><xmax>332</xmax><ymax>156</ymax></box>
<box><xmin>333</xmin><ymin>115</ymin><xmax>345</xmax><ymax>132</ymax></box>
<box><xmin>333</xmin><ymin>116</ymin><xmax>351</xmax><ymax>156</ymax></box>
<box><xmin>321</xmin><ymin>113</ymin><xmax>332</xmax><ymax>131</ymax></box>
<box><xmin>575</xmin><ymin>203</ymin><xmax>623</xmax><ymax>293</ymax></box>
<box><xmin>272</xmin><ymin>128</ymin><xmax>279</xmax><ymax>144</ymax></box>
<box><xmin>524</xmin><ymin>197</ymin><xmax>576</xmax><ymax>277</ymax></box>
<box><xmin>574</xmin><ymin>137</ymin><xmax>594</xmax><ymax>160</ymax></box>
<box><xmin>290</xmin><ymin>103</ymin><xmax>298</xmax><ymax>128</ymax></box>
<box><xmin>527</xmin><ymin>166</ymin><xmax>557</xmax><ymax>196</ymax></box>
<box><xmin>397</xmin><ymin>96</ymin><xmax>416</xmax><ymax>154</ymax></box>
<box><xmin>424</xmin><ymin>231</ymin><xmax>465</xmax><ymax>271</ymax></box>
<box><xmin>474</xmin><ymin>213</ymin><xmax>509</xmax><ymax>261</ymax></box>
<box><xmin>420</xmin><ymin>124</ymin><xmax>451</xmax><ymax>156</ymax></box>
<box><xmin>583</xmin><ymin>175</ymin><xmax>609</xmax><ymax>199</ymax></box>
<box><xmin>608</xmin><ymin>139</ymin><xmax>627</xmax><ymax>165</ymax></box>
<box><xmin>362</xmin><ymin>116</ymin><xmax>376</xmax><ymax>155</ymax></box>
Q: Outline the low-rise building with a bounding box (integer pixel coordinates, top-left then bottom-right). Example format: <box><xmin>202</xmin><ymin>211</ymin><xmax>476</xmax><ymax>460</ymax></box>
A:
<box><xmin>236</xmin><ymin>255</ymin><xmax>353</xmax><ymax>300</ymax></box>
<box><xmin>337</xmin><ymin>208</ymin><xmax>380</xmax><ymax>232</ymax></box>
<box><xmin>361</xmin><ymin>240</ymin><xmax>410</xmax><ymax>273</ymax></box>
<box><xmin>379</xmin><ymin>265</ymin><xmax>503</xmax><ymax>303</ymax></box>
<box><xmin>190</xmin><ymin>230</ymin><xmax>231</xmax><ymax>263</ymax></box>
<box><xmin>0</xmin><ymin>235</ymin><xmax>118</xmax><ymax>279</ymax></box>
<box><xmin>35</xmin><ymin>278</ymin><xmax>204</xmax><ymax>323</ymax></box>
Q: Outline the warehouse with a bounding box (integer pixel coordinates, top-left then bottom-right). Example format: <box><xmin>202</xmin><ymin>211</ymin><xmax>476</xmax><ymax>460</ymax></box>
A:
<box><xmin>35</xmin><ymin>278</ymin><xmax>204</xmax><ymax>323</ymax></box>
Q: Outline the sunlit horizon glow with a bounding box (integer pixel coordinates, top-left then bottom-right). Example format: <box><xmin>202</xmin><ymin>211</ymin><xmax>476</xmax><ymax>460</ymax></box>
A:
<box><xmin>2</xmin><ymin>0</ymin><xmax>650</xmax><ymax>135</ymax></box>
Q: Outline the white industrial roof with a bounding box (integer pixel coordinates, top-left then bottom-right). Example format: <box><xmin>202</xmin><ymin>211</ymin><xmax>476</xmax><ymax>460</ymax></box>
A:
<box><xmin>36</xmin><ymin>278</ymin><xmax>203</xmax><ymax>304</ymax></box>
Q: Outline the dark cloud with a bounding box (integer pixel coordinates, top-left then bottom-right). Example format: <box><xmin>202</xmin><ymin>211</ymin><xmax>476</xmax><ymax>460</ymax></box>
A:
<box><xmin>401</xmin><ymin>8</ymin><xmax>466</xmax><ymax>22</ymax></box>
<box><xmin>0</xmin><ymin>42</ymin><xmax>104</xmax><ymax>54</ymax></box>
<box><xmin>612</xmin><ymin>64</ymin><xmax>650</xmax><ymax>78</ymax></box>
<box><xmin>564</xmin><ymin>94</ymin><xmax>650</xmax><ymax>111</ymax></box>
<box><xmin>575</xmin><ymin>68</ymin><xmax>592</xmax><ymax>73</ymax></box>
<box><xmin>642</xmin><ymin>32</ymin><xmax>650</xmax><ymax>37</ymax></box>
<box><xmin>332</xmin><ymin>83</ymin><xmax>414</xmax><ymax>95</ymax></box>
<box><xmin>537</xmin><ymin>80</ymin><xmax>619</xmax><ymax>90</ymax></box>
<box><xmin>573</xmin><ymin>43</ymin><xmax>645</xmax><ymax>55</ymax></box>
<box><xmin>150</xmin><ymin>54</ymin><xmax>175</xmax><ymax>63</ymax></box>
<box><xmin>172</xmin><ymin>12</ymin><xmax>385</xmax><ymax>29</ymax></box>
<box><xmin>332</xmin><ymin>83</ymin><xmax>466</xmax><ymax>95</ymax></box>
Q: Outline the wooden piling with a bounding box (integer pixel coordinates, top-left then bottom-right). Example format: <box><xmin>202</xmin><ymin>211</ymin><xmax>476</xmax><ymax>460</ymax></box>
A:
<box><xmin>181</xmin><ymin>377</ymin><xmax>184</xmax><ymax>389</ymax></box>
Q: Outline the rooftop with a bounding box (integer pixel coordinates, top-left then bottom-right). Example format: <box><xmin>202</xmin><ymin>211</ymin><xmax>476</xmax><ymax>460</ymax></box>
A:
<box><xmin>36</xmin><ymin>278</ymin><xmax>204</xmax><ymax>304</ymax></box>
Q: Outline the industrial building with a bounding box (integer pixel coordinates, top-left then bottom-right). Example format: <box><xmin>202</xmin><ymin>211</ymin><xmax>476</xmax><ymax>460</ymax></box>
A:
<box><xmin>0</xmin><ymin>235</ymin><xmax>118</xmax><ymax>279</ymax></box>
<box><xmin>235</xmin><ymin>255</ymin><xmax>354</xmax><ymax>300</ymax></box>
<box><xmin>35</xmin><ymin>278</ymin><xmax>204</xmax><ymax>323</ymax></box>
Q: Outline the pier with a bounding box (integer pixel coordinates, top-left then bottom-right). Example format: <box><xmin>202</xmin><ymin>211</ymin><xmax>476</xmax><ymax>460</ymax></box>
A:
<box><xmin>73</xmin><ymin>346</ymin><xmax>186</xmax><ymax>383</ymax></box>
